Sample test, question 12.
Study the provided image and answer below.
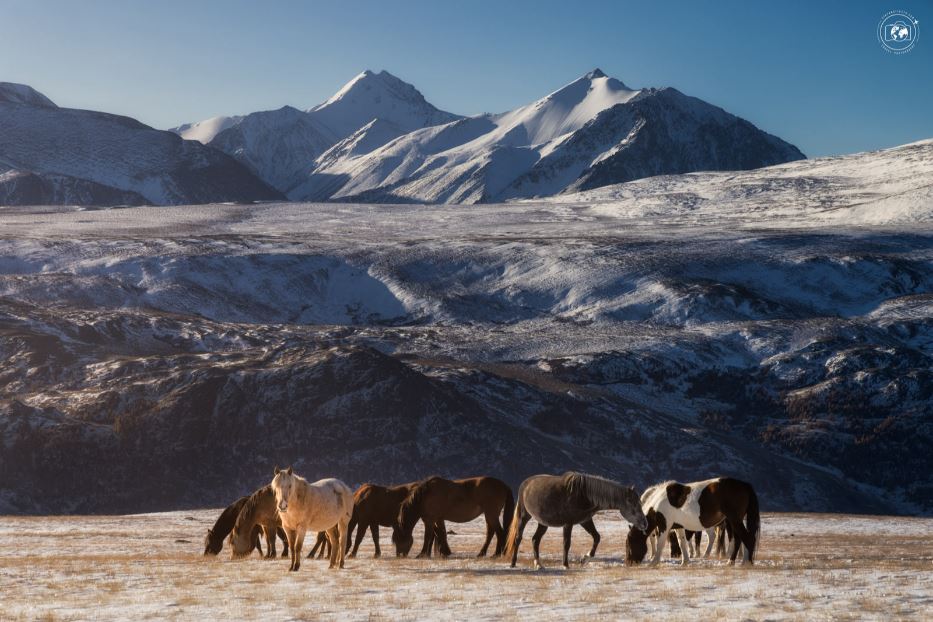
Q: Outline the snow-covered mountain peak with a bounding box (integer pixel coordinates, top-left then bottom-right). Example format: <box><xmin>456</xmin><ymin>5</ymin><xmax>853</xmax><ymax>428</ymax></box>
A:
<box><xmin>499</xmin><ymin>69</ymin><xmax>640</xmax><ymax>147</ymax></box>
<box><xmin>0</xmin><ymin>82</ymin><xmax>57</xmax><ymax>108</ymax></box>
<box><xmin>172</xmin><ymin>114</ymin><xmax>242</xmax><ymax>144</ymax></box>
<box><xmin>308</xmin><ymin>69</ymin><xmax>460</xmax><ymax>140</ymax></box>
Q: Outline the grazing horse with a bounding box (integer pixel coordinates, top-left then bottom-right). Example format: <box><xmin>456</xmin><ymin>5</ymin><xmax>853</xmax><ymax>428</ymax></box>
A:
<box><xmin>394</xmin><ymin>476</ymin><xmax>514</xmax><ymax>558</ymax></box>
<box><xmin>203</xmin><ymin>495</ymin><xmax>250</xmax><ymax>555</ymax></box>
<box><xmin>505</xmin><ymin>472</ymin><xmax>648</xmax><ymax>569</ymax></box>
<box><xmin>344</xmin><ymin>482</ymin><xmax>447</xmax><ymax>559</ymax></box>
<box><xmin>641</xmin><ymin>482</ymin><xmax>714</xmax><ymax>560</ymax></box>
<box><xmin>626</xmin><ymin>477</ymin><xmax>759</xmax><ymax>566</ymax></box>
<box><xmin>229</xmin><ymin>485</ymin><xmax>290</xmax><ymax>559</ymax></box>
<box><xmin>271</xmin><ymin>467</ymin><xmax>354</xmax><ymax>571</ymax></box>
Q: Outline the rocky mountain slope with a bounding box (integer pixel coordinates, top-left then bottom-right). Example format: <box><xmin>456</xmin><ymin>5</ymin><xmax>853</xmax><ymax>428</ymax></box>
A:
<box><xmin>0</xmin><ymin>141</ymin><xmax>929</xmax><ymax>514</ymax></box>
<box><xmin>0</xmin><ymin>83</ymin><xmax>282</xmax><ymax>206</ymax></box>
<box><xmin>174</xmin><ymin>69</ymin><xmax>803</xmax><ymax>203</ymax></box>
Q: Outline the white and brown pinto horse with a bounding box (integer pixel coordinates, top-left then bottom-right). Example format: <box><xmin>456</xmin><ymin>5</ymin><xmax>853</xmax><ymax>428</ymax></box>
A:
<box><xmin>627</xmin><ymin>477</ymin><xmax>759</xmax><ymax>566</ymax></box>
<box><xmin>271</xmin><ymin>467</ymin><xmax>354</xmax><ymax>571</ymax></box>
<box><xmin>639</xmin><ymin>483</ymin><xmax>716</xmax><ymax>560</ymax></box>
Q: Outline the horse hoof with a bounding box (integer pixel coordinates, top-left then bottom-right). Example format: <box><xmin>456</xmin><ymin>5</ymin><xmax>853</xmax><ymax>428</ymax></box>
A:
<box><xmin>533</xmin><ymin>561</ymin><xmax>543</xmax><ymax>571</ymax></box>
<box><xmin>373</xmin><ymin>552</ymin><xmax>380</xmax><ymax>559</ymax></box>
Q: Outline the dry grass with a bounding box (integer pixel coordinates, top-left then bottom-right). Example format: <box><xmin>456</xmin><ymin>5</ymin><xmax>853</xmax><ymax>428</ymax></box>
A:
<box><xmin>0</xmin><ymin>511</ymin><xmax>931</xmax><ymax>620</ymax></box>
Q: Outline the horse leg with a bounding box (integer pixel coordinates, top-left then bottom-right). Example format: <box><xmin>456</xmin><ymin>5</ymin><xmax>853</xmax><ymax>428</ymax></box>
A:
<box><xmin>509</xmin><ymin>513</ymin><xmax>531</xmax><ymax>568</ymax></box>
<box><xmin>307</xmin><ymin>532</ymin><xmax>322</xmax><ymax>559</ymax></box>
<box><xmin>651</xmin><ymin>527</ymin><xmax>669</xmax><ymax>566</ymax></box>
<box><xmin>703</xmin><ymin>527</ymin><xmax>716</xmax><ymax>558</ymax></box>
<box><xmin>562</xmin><ymin>525</ymin><xmax>572</xmax><ymax>568</ymax></box>
<box><xmin>436</xmin><ymin>521</ymin><xmax>452</xmax><ymax>557</ymax></box>
<box><xmin>263</xmin><ymin>525</ymin><xmax>276</xmax><ymax>558</ymax></box>
<box><xmin>349</xmin><ymin>521</ymin><xmax>366</xmax><ymax>558</ymax></box>
<box><xmin>579</xmin><ymin>518</ymin><xmax>600</xmax><ymax>558</ymax></box>
<box><xmin>531</xmin><ymin>524</ymin><xmax>548</xmax><ymax>570</ymax></box>
<box><xmin>675</xmin><ymin>529</ymin><xmax>690</xmax><ymax>566</ymax></box>
<box><xmin>648</xmin><ymin>531</ymin><xmax>657</xmax><ymax>559</ymax></box>
<box><xmin>345</xmin><ymin>515</ymin><xmax>358</xmax><ymax>556</ymax></box>
<box><xmin>478</xmin><ymin>517</ymin><xmax>496</xmax><ymax>557</ymax></box>
<box><xmin>294</xmin><ymin>528</ymin><xmax>307</xmax><ymax>572</ymax></box>
<box><xmin>370</xmin><ymin>523</ymin><xmax>381</xmax><ymax>558</ymax></box>
<box><xmin>726</xmin><ymin>518</ymin><xmax>745</xmax><ymax>565</ymax></box>
<box><xmin>731</xmin><ymin>517</ymin><xmax>755</xmax><ymax>565</ymax></box>
<box><xmin>278</xmin><ymin>527</ymin><xmax>289</xmax><ymax>558</ymax></box>
<box><xmin>669</xmin><ymin>531</ymin><xmax>681</xmax><ymax>558</ymax></box>
<box><xmin>337</xmin><ymin>517</ymin><xmax>350</xmax><ymax>569</ymax></box>
<box><xmin>326</xmin><ymin>526</ymin><xmax>339</xmax><ymax>568</ymax></box>
<box><xmin>285</xmin><ymin>529</ymin><xmax>298</xmax><ymax>571</ymax></box>
<box><xmin>693</xmin><ymin>530</ymin><xmax>701</xmax><ymax>556</ymax></box>
<box><xmin>417</xmin><ymin>519</ymin><xmax>434</xmax><ymax>559</ymax></box>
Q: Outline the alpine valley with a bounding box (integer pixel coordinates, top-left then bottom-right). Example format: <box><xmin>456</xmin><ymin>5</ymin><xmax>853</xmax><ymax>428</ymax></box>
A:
<box><xmin>0</xmin><ymin>70</ymin><xmax>930</xmax><ymax>518</ymax></box>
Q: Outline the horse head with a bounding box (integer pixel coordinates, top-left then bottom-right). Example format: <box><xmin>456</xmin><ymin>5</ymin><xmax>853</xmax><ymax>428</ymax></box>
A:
<box><xmin>620</xmin><ymin>485</ymin><xmax>649</xmax><ymax>532</ymax></box>
<box><xmin>229</xmin><ymin>524</ymin><xmax>257</xmax><ymax>559</ymax></box>
<box><xmin>625</xmin><ymin>524</ymin><xmax>649</xmax><ymax>565</ymax></box>
<box><xmin>393</xmin><ymin>485</ymin><xmax>426</xmax><ymax>557</ymax></box>
<box><xmin>391</xmin><ymin>524</ymin><xmax>412</xmax><ymax>557</ymax></box>
<box><xmin>203</xmin><ymin>528</ymin><xmax>223</xmax><ymax>556</ymax></box>
<box><xmin>625</xmin><ymin>506</ymin><xmax>657</xmax><ymax>564</ymax></box>
<box><xmin>271</xmin><ymin>466</ymin><xmax>295</xmax><ymax>513</ymax></box>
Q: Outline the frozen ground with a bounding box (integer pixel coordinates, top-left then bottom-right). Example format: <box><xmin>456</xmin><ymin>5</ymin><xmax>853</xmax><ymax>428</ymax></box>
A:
<box><xmin>0</xmin><ymin>511</ymin><xmax>930</xmax><ymax>621</ymax></box>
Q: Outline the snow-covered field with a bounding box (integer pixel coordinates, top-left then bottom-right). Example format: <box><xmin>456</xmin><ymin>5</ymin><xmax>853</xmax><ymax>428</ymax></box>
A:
<box><xmin>1</xmin><ymin>511</ymin><xmax>930</xmax><ymax>621</ymax></box>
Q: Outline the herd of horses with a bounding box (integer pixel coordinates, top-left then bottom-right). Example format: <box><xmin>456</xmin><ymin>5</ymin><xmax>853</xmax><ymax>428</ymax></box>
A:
<box><xmin>203</xmin><ymin>469</ymin><xmax>760</xmax><ymax>572</ymax></box>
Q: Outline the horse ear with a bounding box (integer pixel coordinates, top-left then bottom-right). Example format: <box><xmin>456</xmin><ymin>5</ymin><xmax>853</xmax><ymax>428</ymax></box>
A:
<box><xmin>274</xmin><ymin>466</ymin><xmax>280</xmax><ymax>475</ymax></box>
<box><xmin>286</xmin><ymin>466</ymin><xmax>293</xmax><ymax>475</ymax></box>
<box><xmin>207</xmin><ymin>528</ymin><xmax>213</xmax><ymax>536</ymax></box>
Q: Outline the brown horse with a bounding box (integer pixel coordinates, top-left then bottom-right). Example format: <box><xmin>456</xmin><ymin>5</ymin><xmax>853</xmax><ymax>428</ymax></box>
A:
<box><xmin>394</xmin><ymin>476</ymin><xmax>514</xmax><ymax>558</ymax></box>
<box><xmin>204</xmin><ymin>495</ymin><xmax>250</xmax><ymax>555</ymax></box>
<box><xmin>342</xmin><ymin>483</ymin><xmax>448</xmax><ymax>558</ymax></box>
<box><xmin>229</xmin><ymin>485</ymin><xmax>290</xmax><ymax>559</ymax></box>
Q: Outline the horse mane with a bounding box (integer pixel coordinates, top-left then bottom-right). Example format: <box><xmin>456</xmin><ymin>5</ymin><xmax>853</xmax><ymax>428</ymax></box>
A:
<box><xmin>211</xmin><ymin>495</ymin><xmax>250</xmax><ymax>540</ymax></box>
<box><xmin>398</xmin><ymin>476</ymin><xmax>442</xmax><ymax>531</ymax></box>
<box><xmin>641</xmin><ymin>480</ymin><xmax>676</xmax><ymax>508</ymax></box>
<box><xmin>564</xmin><ymin>471</ymin><xmax>631</xmax><ymax>509</ymax></box>
<box><xmin>232</xmin><ymin>485</ymin><xmax>272</xmax><ymax>535</ymax></box>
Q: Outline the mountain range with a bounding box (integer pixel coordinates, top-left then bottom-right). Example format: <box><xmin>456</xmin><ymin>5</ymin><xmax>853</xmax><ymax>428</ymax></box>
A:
<box><xmin>1</xmin><ymin>70</ymin><xmax>804</xmax><ymax>206</ymax></box>
<box><xmin>177</xmin><ymin>68</ymin><xmax>805</xmax><ymax>204</ymax></box>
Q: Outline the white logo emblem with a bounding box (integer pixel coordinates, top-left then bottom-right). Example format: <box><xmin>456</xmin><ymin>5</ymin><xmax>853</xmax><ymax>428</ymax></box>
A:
<box><xmin>878</xmin><ymin>10</ymin><xmax>919</xmax><ymax>53</ymax></box>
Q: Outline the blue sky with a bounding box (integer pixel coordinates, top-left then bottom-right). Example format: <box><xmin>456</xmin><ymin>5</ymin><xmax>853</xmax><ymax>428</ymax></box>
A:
<box><xmin>0</xmin><ymin>0</ymin><xmax>930</xmax><ymax>156</ymax></box>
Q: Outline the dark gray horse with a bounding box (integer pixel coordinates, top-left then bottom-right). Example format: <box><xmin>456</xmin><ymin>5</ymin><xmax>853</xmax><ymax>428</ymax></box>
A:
<box><xmin>505</xmin><ymin>471</ymin><xmax>648</xmax><ymax>569</ymax></box>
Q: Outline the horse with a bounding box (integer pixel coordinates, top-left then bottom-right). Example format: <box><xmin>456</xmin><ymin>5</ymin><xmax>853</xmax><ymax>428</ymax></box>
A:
<box><xmin>343</xmin><ymin>482</ymin><xmax>447</xmax><ymax>558</ymax></box>
<box><xmin>505</xmin><ymin>472</ymin><xmax>648</xmax><ymax>569</ymax></box>
<box><xmin>271</xmin><ymin>466</ymin><xmax>354</xmax><ymax>571</ymax></box>
<box><xmin>229</xmin><ymin>485</ymin><xmax>291</xmax><ymax>559</ymax></box>
<box><xmin>626</xmin><ymin>477</ymin><xmax>759</xmax><ymax>566</ymax></box>
<box><xmin>641</xmin><ymin>482</ymin><xmax>714</xmax><ymax>560</ymax></box>
<box><xmin>203</xmin><ymin>494</ymin><xmax>250</xmax><ymax>555</ymax></box>
<box><xmin>394</xmin><ymin>476</ymin><xmax>514</xmax><ymax>558</ymax></box>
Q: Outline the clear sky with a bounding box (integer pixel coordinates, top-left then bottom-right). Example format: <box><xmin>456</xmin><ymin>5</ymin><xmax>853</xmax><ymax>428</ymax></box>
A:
<box><xmin>1</xmin><ymin>0</ymin><xmax>930</xmax><ymax>157</ymax></box>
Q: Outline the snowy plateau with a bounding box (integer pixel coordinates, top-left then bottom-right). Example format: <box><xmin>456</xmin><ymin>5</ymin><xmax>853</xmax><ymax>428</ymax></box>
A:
<box><xmin>0</xmin><ymin>136</ymin><xmax>930</xmax><ymax>516</ymax></box>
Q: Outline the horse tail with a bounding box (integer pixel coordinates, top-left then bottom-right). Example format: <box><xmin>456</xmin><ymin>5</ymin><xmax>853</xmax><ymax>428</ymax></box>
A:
<box><xmin>501</xmin><ymin>485</ymin><xmax>515</xmax><ymax>538</ymax></box>
<box><xmin>745</xmin><ymin>483</ymin><xmax>760</xmax><ymax>562</ymax></box>
<box><xmin>503</xmin><ymin>491</ymin><xmax>524</xmax><ymax>561</ymax></box>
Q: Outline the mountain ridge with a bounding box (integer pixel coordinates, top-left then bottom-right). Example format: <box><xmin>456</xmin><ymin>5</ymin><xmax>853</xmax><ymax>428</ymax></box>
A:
<box><xmin>172</xmin><ymin>68</ymin><xmax>804</xmax><ymax>203</ymax></box>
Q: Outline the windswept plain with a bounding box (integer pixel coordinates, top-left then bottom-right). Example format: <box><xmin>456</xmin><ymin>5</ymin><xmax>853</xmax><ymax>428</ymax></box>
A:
<box><xmin>0</xmin><ymin>511</ymin><xmax>931</xmax><ymax>621</ymax></box>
